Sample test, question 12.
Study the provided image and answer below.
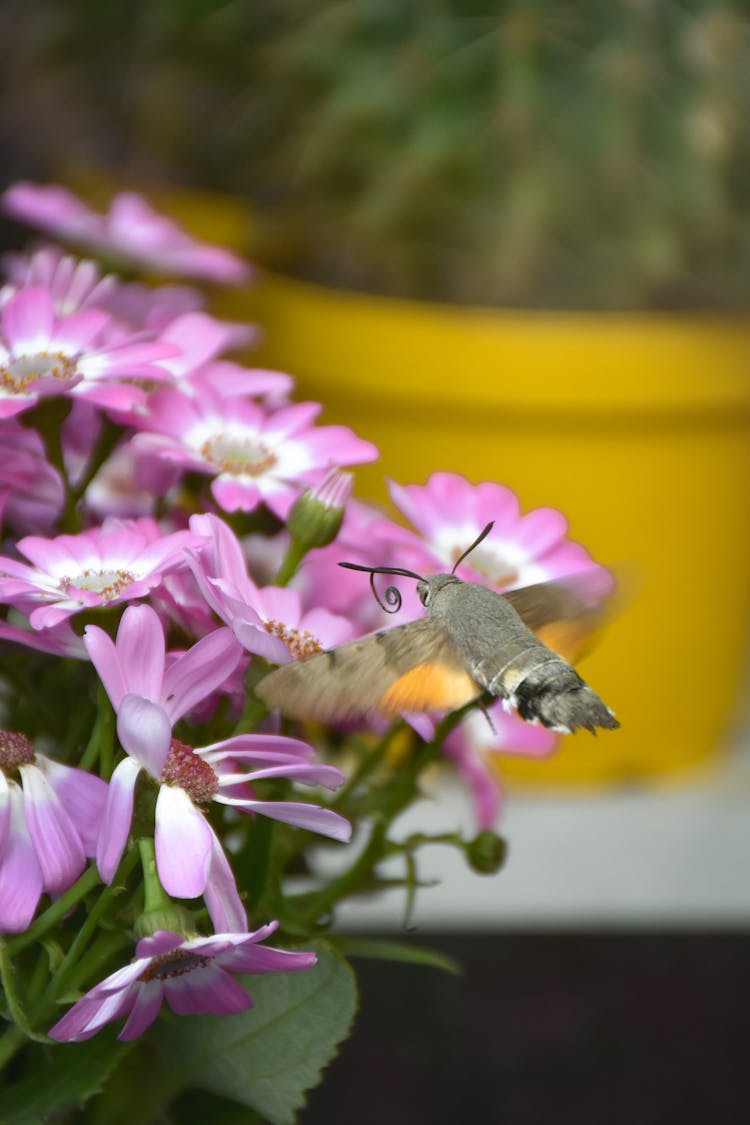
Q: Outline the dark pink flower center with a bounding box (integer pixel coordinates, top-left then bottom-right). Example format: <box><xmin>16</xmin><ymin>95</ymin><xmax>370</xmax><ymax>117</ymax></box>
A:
<box><xmin>0</xmin><ymin>352</ymin><xmax>77</xmax><ymax>393</ymax></box>
<box><xmin>59</xmin><ymin>568</ymin><xmax>136</xmax><ymax>601</ymax></box>
<box><xmin>0</xmin><ymin>729</ymin><xmax>35</xmax><ymax>771</ymax></box>
<box><xmin>139</xmin><ymin>948</ymin><xmax>210</xmax><ymax>981</ymax></box>
<box><xmin>160</xmin><ymin>738</ymin><xmax>218</xmax><ymax>805</ymax></box>
<box><xmin>264</xmin><ymin>618</ymin><xmax>323</xmax><ymax>660</ymax></box>
<box><xmin>200</xmin><ymin>432</ymin><xmax>277</xmax><ymax>477</ymax></box>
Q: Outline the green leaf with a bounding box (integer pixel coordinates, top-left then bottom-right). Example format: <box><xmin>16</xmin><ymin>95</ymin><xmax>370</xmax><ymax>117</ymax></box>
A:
<box><xmin>0</xmin><ymin>1032</ymin><xmax>132</xmax><ymax>1125</ymax></box>
<box><xmin>333</xmin><ymin>935</ymin><xmax>462</xmax><ymax>975</ymax></box>
<box><xmin>155</xmin><ymin>943</ymin><xmax>357</xmax><ymax>1125</ymax></box>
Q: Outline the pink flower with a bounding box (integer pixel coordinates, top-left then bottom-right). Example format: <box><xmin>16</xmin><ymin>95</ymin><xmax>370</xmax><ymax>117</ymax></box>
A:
<box><xmin>0</xmin><ymin>518</ymin><xmax>205</xmax><ymax>629</ymax></box>
<box><xmin>379</xmin><ymin>472</ymin><xmax>613</xmax><ymax>592</ymax></box>
<box><xmin>443</xmin><ymin>704</ymin><xmax>557</xmax><ymax>830</ymax></box>
<box><xmin>1</xmin><ymin>246</ymin><xmax>119</xmax><ymax>317</ymax></box>
<box><xmin>188</xmin><ymin>513</ymin><xmax>356</xmax><ymax>662</ymax></box>
<box><xmin>48</xmin><ymin>923</ymin><xmax>316</xmax><ymax>1042</ymax></box>
<box><xmin>85</xmin><ymin>606</ymin><xmax>349</xmax><ymax>931</ymax></box>
<box><xmin>0</xmin><ymin>731</ymin><xmax>107</xmax><ymax>932</ymax></box>
<box><xmin>0</xmin><ymin>285</ymin><xmax>177</xmax><ymax>418</ymax></box>
<box><xmin>3</xmin><ymin>183</ymin><xmax>252</xmax><ymax>284</ymax></box>
<box><xmin>0</xmin><ymin>420</ymin><xmax>64</xmax><ymax>535</ymax></box>
<box><xmin>133</xmin><ymin>386</ymin><xmax>378</xmax><ymax>518</ymax></box>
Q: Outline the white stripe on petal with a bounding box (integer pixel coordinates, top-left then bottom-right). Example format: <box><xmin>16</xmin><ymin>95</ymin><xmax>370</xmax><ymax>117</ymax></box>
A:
<box><xmin>154</xmin><ymin>785</ymin><xmax>212</xmax><ymax>898</ymax></box>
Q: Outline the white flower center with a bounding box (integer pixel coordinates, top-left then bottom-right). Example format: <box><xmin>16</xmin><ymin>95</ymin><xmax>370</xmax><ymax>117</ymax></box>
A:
<box><xmin>0</xmin><ymin>352</ymin><xmax>77</xmax><ymax>393</ymax></box>
<box><xmin>451</xmin><ymin>545</ymin><xmax>518</xmax><ymax>588</ymax></box>
<box><xmin>59</xmin><ymin>568</ymin><xmax>135</xmax><ymax>601</ymax></box>
<box><xmin>200</xmin><ymin>432</ymin><xmax>277</xmax><ymax>477</ymax></box>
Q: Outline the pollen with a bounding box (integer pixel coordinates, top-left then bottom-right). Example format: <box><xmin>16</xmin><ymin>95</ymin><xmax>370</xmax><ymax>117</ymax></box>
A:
<box><xmin>200</xmin><ymin>433</ymin><xmax>277</xmax><ymax>477</ymax></box>
<box><xmin>160</xmin><ymin>738</ymin><xmax>219</xmax><ymax>805</ymax></box>
<box><xmin>0</xmin><ymin>352</ymin><xmax>77</xmax><ymax>393</ymax></box>
<box><xmin>0</xmin><ymin>729</ymin><xmax>36</xmax><ymax>771</ymax></box>
<box><xmin>59</xmin><ymin>568</ymin><xmax>136</xmax><ymax>601</ymax></box>
<box><xmin>264</xmin><ymin>618</ymin><xmax>323</xmax><ymax>660</ymax></box>
<box><xmin>139</xmin><ymin>948</ymin><xmax>210</xmax><ymax>982</ymax></box>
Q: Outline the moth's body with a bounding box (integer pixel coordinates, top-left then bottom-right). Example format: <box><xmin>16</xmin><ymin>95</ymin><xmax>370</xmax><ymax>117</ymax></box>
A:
<box><xmin>257</xmin><ymin>570</ymin><xmax>619</xmax><ymax>735</ymax></box>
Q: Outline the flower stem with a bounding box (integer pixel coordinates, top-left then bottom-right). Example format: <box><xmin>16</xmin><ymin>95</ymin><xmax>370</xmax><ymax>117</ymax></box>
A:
<box><xmin>5</xmin><ymin>863</ymin><xmax>102</xmax><ymax>957</ymax></box>
<box><xmin>273</xmin><ymin>537</ymin><xmax>308</xmax><ymax>586</ymax></box>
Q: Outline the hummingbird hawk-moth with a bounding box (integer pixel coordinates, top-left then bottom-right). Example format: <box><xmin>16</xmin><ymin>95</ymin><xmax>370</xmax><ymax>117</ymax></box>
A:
<box><xmin>256</xmin><ymin>522</ymin><xmax>619</xmax><ymax>734</ymax></box>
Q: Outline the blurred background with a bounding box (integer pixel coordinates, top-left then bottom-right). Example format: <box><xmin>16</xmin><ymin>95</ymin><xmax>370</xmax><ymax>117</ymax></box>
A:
<box><xmin>2</xmin><ymin>2</ymin><xmax>750</xmax><ymax>1121</ymax></box>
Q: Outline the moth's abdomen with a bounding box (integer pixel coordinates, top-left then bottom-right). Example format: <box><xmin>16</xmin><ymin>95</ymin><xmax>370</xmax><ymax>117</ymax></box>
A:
<box><xmin>511</xmin><ymin>657</ymin><xmax>619</xmax><ymax>734</ymax></box>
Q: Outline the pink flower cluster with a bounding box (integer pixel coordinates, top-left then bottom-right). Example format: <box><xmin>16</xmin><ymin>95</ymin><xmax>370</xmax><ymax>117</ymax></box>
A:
<box><xmin>0</xmin><ymin>181</ymin><xmax>612</xmax><ymax>1043</ymax></box>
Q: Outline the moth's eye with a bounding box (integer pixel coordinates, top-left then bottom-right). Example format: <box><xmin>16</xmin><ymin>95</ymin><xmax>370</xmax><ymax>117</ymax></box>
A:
<box><xmin>417</xmin><ymin>581</ymin><xmax>430</xmax><ymax>606</ymax></box>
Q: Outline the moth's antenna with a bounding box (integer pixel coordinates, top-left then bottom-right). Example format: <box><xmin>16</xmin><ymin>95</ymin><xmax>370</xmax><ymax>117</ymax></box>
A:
<box><xmin>338</xmin><ymin>562</ymin><xmax>426</xmax><ymax>614</ymax></box>
<box><xmin>451</xmin><ymin>521</ymin><xmax>495</xmax><ymax>574</ymax></box>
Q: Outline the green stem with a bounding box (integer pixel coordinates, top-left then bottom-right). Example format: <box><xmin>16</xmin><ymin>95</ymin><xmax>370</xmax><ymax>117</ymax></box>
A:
<box><xmin>68</xmin><ymin>418</ymin><xmax>121</xmax><ymax>507</ymax></box>
<box><xmin>0</xmin><ymin>1026</ymin><xmax>26</xmax><ymax>1072</ymax></box>
<box><xmin>33</xmin><ymin>845</ymin><xmax>139</xmax><ymax>1015</ymax></box>
<box><xmin>273</xmin><ymin>538</ymin><xmax>308</xmax><ymax>586</ymax></box>
<box><xmin>286</xmin><ymin>701</ymin><xmax>477</xmax><ymax>932</ymax></box>
<box><xmin>79</xmin><ymin>682</ymin><xmax>115</xmax><ymax>774</ymax></box>
<box><xmin>5</xmin><ymin>863</ymin><xmax>102</xmax><ymax>957</ymax></box>
<box><xmin>331</xmin><ymin>724</ymin><xmax>402</xmax><ymax>812</ymax></box>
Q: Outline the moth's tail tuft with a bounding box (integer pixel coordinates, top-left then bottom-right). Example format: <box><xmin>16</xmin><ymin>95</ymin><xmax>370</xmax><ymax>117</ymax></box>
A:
<box><xmin>515</xmin><ymin>668</ymin><xmax>619</xmax><ymax>735</ymax></box>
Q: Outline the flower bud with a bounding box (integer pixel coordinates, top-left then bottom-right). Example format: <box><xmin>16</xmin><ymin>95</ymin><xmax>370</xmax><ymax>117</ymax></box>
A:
<box><xmin>134</xmin><ymin>904</ymin><xmax>197</xmax><ymax>941</ymax></box>
<box><xmin>286</xmin><ymin>468</ymin><xmax>353</xmax><ymax>549</ymax></box>
<box><xmin>465</xmin><ymin>830</ymin><xmax>507</xmax><ymax>875</ymax></box>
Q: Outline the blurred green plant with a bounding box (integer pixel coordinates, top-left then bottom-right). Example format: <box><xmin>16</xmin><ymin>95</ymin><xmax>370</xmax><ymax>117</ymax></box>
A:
<box><xmin>2</xmin><ymin>0</ymin><xmax>750</xmax><ymax>308</ymax></box>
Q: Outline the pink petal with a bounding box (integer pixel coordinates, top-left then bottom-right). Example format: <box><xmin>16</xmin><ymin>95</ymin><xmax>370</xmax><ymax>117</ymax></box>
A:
<box><xmin>165</xmin><ymin>963</ymin><xmax>251</xmax><ymax>1017</ymax></box>
<box><xmin>115</xmin><ymin>604</ymin><xmax>166</xmax><ymax>699</ymax></box>
<box><xmin>83</xmin><ymin>625</ymin><xmax>126</xmax><ymax>708</ymax></box>
<box><xmin>203</xmin><ymin>826</ymin><xmax>248</xmax><ymax>933</ymax></box>
<box><xmin>162</xmin><ymin>627</ymin><xmax>241</xmax><ymax>722</ymax></box>
<box><xmin>0</xmin><ymin>783</ymin><xmax>44</xmax><ymax>932</ymax></box>
<box><xmin>224</xmin><ymin>943</ymin><xmax>317</xmax><ymax>975</ymax></box>
<box><xmin>19</xmin><ymin>763</ymin><xmax>85</xmax><ymax>896</ymax></box>
<box><xmin>118</xmin><ymin>981</ymin><xmax>164</xmax><ymax>1040</ymax></box>
<box><xmin>2</xmin><ymin>286</ymin><xmax>54</xmax><ymax>351</ymax></box>
<box><xmin>154</xmin><ymin>786</ymin><xmax>212</xmax><ymax>898</ymax></box>
<box><xmin>227</xmin><ymin>799</ymin><xmax>352</xmax><ymax>842</ymax></box>
<box><xmin>97</xmin><ymin>757</ymin><xmax>141</xmax><ymax>883</ymax></box>
<box><xmin>49</xmin><ymin>985</ymin><xmax>137</xmax><ymax>1042</ymax></box>
<box><xmin>117</xmin><ymin>694</ymin><xmax>172</xmax><ymax>777</ymax></box>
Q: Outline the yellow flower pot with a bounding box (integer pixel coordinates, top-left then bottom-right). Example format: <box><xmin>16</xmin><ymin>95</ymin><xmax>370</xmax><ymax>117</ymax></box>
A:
<box><xmin>130</xmin><ymin>184</ymin><xmax>750</xmax><ymax>787</ymax></box>
<box><xmin>217</xmin><ymin>270</ymin><xmax>750</xmax><ymax>787</ymax></box>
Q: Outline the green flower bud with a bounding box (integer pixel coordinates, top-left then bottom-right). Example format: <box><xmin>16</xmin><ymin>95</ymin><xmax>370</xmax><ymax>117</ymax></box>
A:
<box><xmin>465</xmin><ymin>830</ymin><xmax>507</xmax><ymax>875</ymax></box>
<box><xmin>134</xmin><ymin>904</ymin><xmax>197</xmax><ymax>941</ymax></box>
<box><xmin>286</xmin><ymin>468</ymin><xmax>353</xmax><ymax>549</ymax></box>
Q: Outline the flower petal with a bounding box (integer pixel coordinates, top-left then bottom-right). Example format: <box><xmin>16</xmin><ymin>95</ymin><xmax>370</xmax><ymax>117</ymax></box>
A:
<box><xmin>117</xmin><ymin>694</ymin><xmax>172</xmax><ymax>777</ymax></box>
<box><xmin>19</xmin><ymin>763</ymin><xmax>85</xmax><ymax>896</ymax></box>
<box><xmin>0</xmin><ymin>783</ymin><xmax>43</xmax><ymax>932</ymax></box>
<box><xmin>154</xmin><ymin>786</ymin><xmax>212</xmax><ymax>898</ymax></box>
<box><xmin>162</xmin><ymin>627</ymin><xmax>241</xmax><ymax>722</ymax></box>
<box><xmin>219</xmin><ymin>798</ymin><xmax>352</xmax><ymax>842</ymax></box>
<box><xmin>165</xmin><ymin>962</ymin><xmax>251</xmax><ymax>1017</ymax></box>
<box><xmin>203</xmin><ymin>826</ymin><xmax>248</xmax><ymax>933</ymax></box>
<box><xmin>97</xmin><ymin>757</ymin><xmax>141</xmax><ymax>883</ymax></box>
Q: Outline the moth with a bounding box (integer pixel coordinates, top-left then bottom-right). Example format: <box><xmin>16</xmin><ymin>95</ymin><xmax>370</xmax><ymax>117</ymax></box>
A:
<box><xmin>256</xmin><ymin>522</ymin><xmax>619</xmax><ymax>734</ymax></box>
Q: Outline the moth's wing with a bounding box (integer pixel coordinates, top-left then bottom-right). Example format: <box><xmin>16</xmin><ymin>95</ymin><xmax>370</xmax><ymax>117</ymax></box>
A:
<box><xmin>256</xmin><ymin>616</ymin><xmax>480</xmax><ymax>722</ymax></box>
<box><xmin>502</xmin><ymin>572</ymin><xmax>614</xmax><ymax>664</ymax></box>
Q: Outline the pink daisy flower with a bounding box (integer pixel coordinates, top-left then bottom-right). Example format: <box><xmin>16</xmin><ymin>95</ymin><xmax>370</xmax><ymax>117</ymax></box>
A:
<box><xmin>188</xmin><ymin>513</ymin><xmax>356</xmax><ymax>662</ymax></box>
<box><xmin>0</xmin><ymin>285</ymin><xmax>177</xmax><ymax>418</ymax></box>
<box><xmin>379</xmin><ymin>472</ymin><xmax>613</xmax><ymax>592</ymax></box>
<box><xmin>1</xmin><ymin>245</ymin><xmax>119</xmax><ymax>317</ymax></box>
<box><xmin>0</xmin><ymin>517</ymin><xmax>205</xmax><ymax>630</ymax></box>
<box><xmin>3</xmin><ymin>182</ymin><xmax>252</xmax><ymax>284</ymax></box>
<box><xmin>85</xmin><ymin>606</ymin><xmax>349</xmax><ymax>931</ymax></box>
<box><xmin>133</xmin><ymin>387</ymin><xmax>378</xmax><ymax>519</ymax></box>
<box><xmin>49</xmin><ymin>923</ymin><xmax>315</xmax><ymax>1042</ymax></box>
<box><xmin>2</xmin><ymin>245</ymin><xmax>214</xmax><ymax>338</ymax></box>
<box><xmin>0</xmin><ymin>730</ymin><xmax>107</xmax><ymax>932</ymax></box>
